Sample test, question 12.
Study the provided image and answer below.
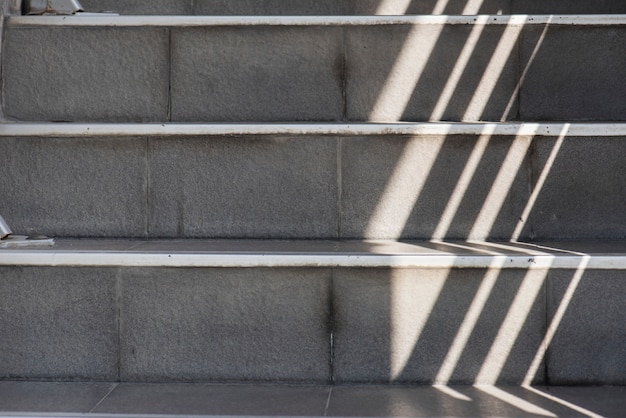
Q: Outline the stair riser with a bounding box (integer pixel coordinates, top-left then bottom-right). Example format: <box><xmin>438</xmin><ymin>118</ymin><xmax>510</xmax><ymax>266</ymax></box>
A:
<box><xmin>1</xmin><ymin>134</ymin><xmax>624</xmax><ymax>240</ymax></box>
<box><xmin>1</xmin><ymin>266</ymin><xmax>624</xmax><ymax>385</ymax></box>
<box><xmin>78</xmin><ymin>0</ymin><xmax>626</xmax><ymax>15</ymax></box>
<box><xmin>4</xmin><ymin>24</ymin><xmax>626</xmax><ymax>122</ymax></box>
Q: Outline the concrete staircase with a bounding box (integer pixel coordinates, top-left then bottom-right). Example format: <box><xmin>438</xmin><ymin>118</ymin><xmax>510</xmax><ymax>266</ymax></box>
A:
<box><xmin>0</xmin><ymin>0</ymin><xmax>625</xmax><ymax>399</ymax></box>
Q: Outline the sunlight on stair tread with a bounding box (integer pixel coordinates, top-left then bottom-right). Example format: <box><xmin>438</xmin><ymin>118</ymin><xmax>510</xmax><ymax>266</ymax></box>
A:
<box><xmin>375</xmin><ymin>0</ymin><xmax>412</xmax><ymax>15</ymax></box>
<box><xmin>524</xmin><ymin>386</ymin><xmax>604</xmax><ymax>418</ymax></box>
<box><xmin>476</xmin><ymin>385</ymin><xmax>557</xmax><ymax>417</ymax></box>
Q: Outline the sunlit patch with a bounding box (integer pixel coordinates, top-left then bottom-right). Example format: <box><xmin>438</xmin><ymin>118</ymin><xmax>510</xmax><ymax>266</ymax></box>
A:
<box><xmin>476</xmin><ymin>385</ymin><xmax>557</xmax><ymax>417</ymax></box>
<box><xmin>375</xmin><ymin>0</ymin><xmax>413</xmax><ymax>15</ymax></box>
<box><xmin>523</xmin><ymin>386</ymin><xmax>603</xmax><ymax>418</ymax></box>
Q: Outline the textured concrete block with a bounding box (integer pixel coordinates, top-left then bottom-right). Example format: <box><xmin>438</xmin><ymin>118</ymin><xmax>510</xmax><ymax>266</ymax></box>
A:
<box><xmin>340</xmin><ymin>135</ymin><xmax>531</xmax><ymax>240</ymax></box>
<box><xmin>346</xmin><ymin>24</ymin><xmax>519</xmax><ymax>122</ymax></box>
<box><xmin>354</xmin><ymin>0</ymin><xmax>511</xmax><ymax>14</ymax></box>
<box><xmin>511</xmin><ymin>0</ymin><xmax>626</xmax><ymax>13</ymax></box>
<box><xmin>120</xmin><ymin>268</ymin><xmax>332</xmax><ymax>382</ymax></box>
<box><xmin>333</xmin><ymin>268</ymin><xmax>546</xmax><ymax>384</ymax></box>
<box><xmin>0</xmin><ymin>137</ymin><xmax>147</xmax><ymax>238</ymax></box>
<box><xmin>148</xmin><ymin>137</ymin><xmax>338</xmax><ymax>238</ymax></box>
<box><xmin>520</xmin><ymin>26</ymin><xmax>626</xmax><ymax>121</ymax></box>
<box><xmin>192</xmin><ymin>0</ymin><xmax>350</xmax><ymax>15</ymax></box>
<box><xmin>0</xmin><ymin>267</ymin><xmax>118</xmax><ymax>380</ymax></box>
<box><xmin>170</xmin><ymin>27</ymin><xmax>344</xmax><ymax>122</ymax></box>
<box><xmin>3</xmin><ymin>27</ymin><xmax>169</xmax><ymax>122</ymax></box>
<box><xmin>547</xmin><ymin>270</ymin><xmax>626</xmax><ymax>385</ymax></box>
<box><xmin>81</xmin><ymin>0</ymin><xmax>192</xmax><ymax>14</ymax></box>
<box><xmin>525</xmin><ymin>137</ymin><xmax>626</xmax><ymax>240</ymax></box>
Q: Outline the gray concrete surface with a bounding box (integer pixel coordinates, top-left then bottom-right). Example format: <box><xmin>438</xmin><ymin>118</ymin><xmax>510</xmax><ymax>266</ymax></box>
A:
<box><xmin>0</xmin><ymin>267</ymin><xmax>118</xmax><ymax>380</ymax></box>
<box><xmin>332</xmin><ymin>268</ymin><xmax>546</xmax><ymax>384</ymax></box>
<box><xmin>1</xmin><ymin>382</ymin><xmax>625</xmax><ymax>417</ymax></box>
<box><xmin>547</xmin><ymin>269</ymin><xmax>626</xmax><ymax>385</ymax></box>
<box><xmin>119</xmin><ymin>268</ymin><xmax>332</xmax><ymax>382</ymax></box>
<box><xmin>2</xmin><ymin>27</ymin><xmax>169</xmax><ymax>122</ymax></box>
<box><xmin>148</xmin><ymin>136</ymin><xmax>338</xmax><ymax>238</ymax></box>
<box><xmin>340</xmin><ymin>135</ymin><xmax>531</xmax><ymax>240</ymax></box>
<box><xmin>525</xmin><ymin>136</ymin><xmax>626</xmax><ymax>240</ymax></box>
<box><xmin>170</xmin><ymin>27</ymin><xmax>344</xmax><ymax>122</ymax></box>
<box><xmin>0</xmin><ymin>137</ymin><xmax>147</xmax><ymax>238</ymax></box>
<box><xmin>520</xmin><ymin>26</ymin><xmax>626</xmax><ymax>121</ymax></box>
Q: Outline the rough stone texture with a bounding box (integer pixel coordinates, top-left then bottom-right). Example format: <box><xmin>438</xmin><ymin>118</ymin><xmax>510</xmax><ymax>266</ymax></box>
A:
<box><xmin>547</xmin><ymin>270</ymin><xmax>626</xmax><ymax>385</ymax></box>
<box><xmin>525</xmin><ymin>137</ymin><xmax>626</xmax><ymax>240</ymax></box>
<box><xmin>354</xmin><ymin>0</ymin><xmax>511</xmax><ymax>14</ymax></box>
<box><xmin>80</xmin><ymin>0</ymin><xmax>192</xmax><ymax>14</ymax></box>
<box><xmin>511</xmin><ymin>0</ymin><xmax>626</xmax><ymax>13</ymax></box>
<box><xmin>0</xmin><ymin>137</ymin><xmax>147</xmax><ymax>238</ymax></box>
<box><xmin>119</xmin><ymin>268</ymin><xmax>332</xmax><ymax>382</ymax></box>
<box><xmin>170</xmin><ymin>27</ymin><xmax>344</xmax><ymax>122</ymax></box>
<box><xmin>0</xmin><ymin>267</ymin><xmax>118</xmax><ymax>380</ymax></box>
<box><xmin>520</xmin><ymin>26</ymin><xmax>626</xmax><ymax>121</ymax></box>
<box><xmin>193</xmin><ymin>0</ymin><xmax>350</xmax><ymax>15</ymax></box>
<box><xmin>2</xmin><ymin>27</ymin><xmax>169</xmax><ymax>122</ymax></box>
<box><xmin>340</xmin><ymin>135</ymin><xmax>531</xmax><ymax>240</ymax></box>
<box><xmin>346</xmin><ymin>24</ymin><xmax>519</xmax><ymax>122</ymax></box>
<box><xmin>333</xmin><ymin>268</ymin><xmax>547</xmax><ymax>384</ymax></box>
<box><xmin>148</xmin><ymin>136</ymin><xmax>338</xmax><ymax>238</ymax></box>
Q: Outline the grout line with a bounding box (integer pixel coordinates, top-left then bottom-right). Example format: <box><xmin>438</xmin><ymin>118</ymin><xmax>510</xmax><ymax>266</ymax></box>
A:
<box><xmin>167</xmin><ymin>28</ymin><xmax>172</xmax><ymax>122</ymax></box>
<box><xmin>145</xmin><ymin>137</ymin><xmax>151</xmax><ymax>239</ymax></box>
<box><xmin>337</xmin><ymin>138</ymin><xmax>343</xmax><ymax>238</ymax></box>
<box><xmin>89</xmin><ymin>383</ymin><xmax>119</xmax><ymax>413</ymax></box>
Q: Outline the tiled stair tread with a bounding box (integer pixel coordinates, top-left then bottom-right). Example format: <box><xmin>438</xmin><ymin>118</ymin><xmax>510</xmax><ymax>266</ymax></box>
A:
<box><xmin>2</xmin><ymin>239</ymin><xmax>626</xmax><ymax>268</ymax></box>
<box><xmin>0</xmin><ymin>382</ymin><xmax>625</xmax><ymax>418</ymax></box>
<box><xmin>3</xmin><ymin>122</ymin><xmax>626</xmax><ymax>137</ymax></box>
<box><xmin>9</xmin><ymin>14</ymin><xmax>626</xmax><ymax>27</ymax></box>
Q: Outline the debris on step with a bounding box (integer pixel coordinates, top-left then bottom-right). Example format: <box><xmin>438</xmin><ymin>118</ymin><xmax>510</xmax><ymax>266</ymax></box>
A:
<box><xmin>0</xmin><ymin>215</ymin><xmax>54</xmax><ymax>247</ymax></box>
<box><xmin>23</xmin><ymin>0</ymin><xmax>83</xmax><ymax>15</ymax></box>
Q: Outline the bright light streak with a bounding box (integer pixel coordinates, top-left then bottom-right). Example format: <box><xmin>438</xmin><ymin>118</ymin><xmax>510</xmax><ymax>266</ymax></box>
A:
<box><xmin>431</xmin><ymin>125</ymin><xmax>495</xmax><ymax>240</ymax></box>
<box><xmin>463</xmin><ymin>19</ymin><xmax>524</xmax><ymax>121</ymax></box>
<box><xmin>364</xmin><ymin>137</ymin><xmax>446</xmax><ymax>239</ymax></box>
<box><xmin>368</xmin><ymin>24</ymin><xmax>445</xmax><ymax>121</ymax></box>
<box><xmin>431</xmin><ymin>0</ymin><xmax>450</xmax><ymax>15</ymax></box>
<box><xmin>468</xmin><ymin>134</ymin><xmax>532</xmax><ymax>239</ymax></box>
<box><xmin>390</xmin><ymin>269</ymin><xmax>447</xmax><ymax>380</ymax></box>
<box><xmin>375</xmin><ymin>0</ymin><xmax>412</xmax><ymax>15</ymax></box>
<box><xmin>523</xmin><ymin>386</ymin><xmax>603</xmax><ymax>418</ymax></box>
<box><xmin>511</xmin><ymin>124</ymin><xmax>570</xmax><ymax>241</ymax></box>
<box><xmin>462</xmin><ymin>0</ymin><xmax>485</xmax><ymax>15</ymax></box>
<box><xmin>523</xmin><ymin>256</ymin><xmax>590</xmax><ymax>385</ymax></box>
<box><xmin>476</xmin><ymin>385</ymin><xmax>557</xmax><ymax>417</ymax></box>
<box><xmin>475</xmin><ymin>269</ymin><xmax>548</xmax><ymax>384</ymax></box>
<box><xmin>433</xmin><ymin>385</ymin><xmax>472</xmax><ymax>401</ymax></box>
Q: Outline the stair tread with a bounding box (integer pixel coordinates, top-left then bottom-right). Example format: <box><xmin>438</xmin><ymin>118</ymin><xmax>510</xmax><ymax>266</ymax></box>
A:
<box><xmin>2</xmin><ymin>238</ymin><xmax>626</xmax><ymax>269</ymax></box>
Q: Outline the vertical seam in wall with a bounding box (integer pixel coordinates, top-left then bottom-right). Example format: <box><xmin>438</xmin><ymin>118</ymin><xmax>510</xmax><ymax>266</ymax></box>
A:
<box><xmin>528</xmin><ymin>138</ymin><xmax>536</xmax><ymax>240</ymax></box>
<box><xmin>167</xmin><ymin>28</ymin><xmax>172</xmax><ymax>122</ymax></box>
<box><xmin>341</xmin><ymin>26</ymin><xmax>348</xmax><ymax>121</ymax></box>
<box><xmin>329</xmin><ymin>269</ymin><xmax>335</xmax><ymax>385</ymax></box>
<box><xmin>0</xmin><ymin>12</ymin><xmax>7</xmax><ymax>122</ymax></box>
<box><xmin>516</xmin><ymin>26</ymin><xmax>522</xmax><ymax>120</ymax></box>
<box><xmin>145</xmin><ymin>137</ymin><xmax>151</xmax><ymax>239</ymax></box>
<box><xmin>544</xmin><ymin>271</ymin><xmax>551</xmax><ymax>385</ymax></box>
<box><xmin>115</xmin><ymin>269</ymin><xmax>122</xmax><ymax>382</ymax></box>
<box><xmin>337</xmin><ymin>138</ymin><xmax>343</xmax><ymax>239</ymax></box>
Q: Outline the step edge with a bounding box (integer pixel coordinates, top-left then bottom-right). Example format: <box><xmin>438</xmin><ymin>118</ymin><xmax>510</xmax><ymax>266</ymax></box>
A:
<box><xmin>2</xmin><ymin>122</ymin><xmax>626</xmax><ymax>137</ymax></box>
<box><xmin>8</xmin><ymin>14</ymin><xmax>626</xmax><ymax>27</ymax></box>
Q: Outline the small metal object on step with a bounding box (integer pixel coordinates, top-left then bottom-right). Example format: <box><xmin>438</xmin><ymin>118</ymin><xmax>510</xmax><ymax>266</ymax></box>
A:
<box><xmin>24</xmin><ymin>0</ymin><xmax>83</xmax><ymax>15</ymax></box>
<box><xmin>0</xmin><ymin>214</ymin><xmax>54</xmax><ymax>248</ymax></box>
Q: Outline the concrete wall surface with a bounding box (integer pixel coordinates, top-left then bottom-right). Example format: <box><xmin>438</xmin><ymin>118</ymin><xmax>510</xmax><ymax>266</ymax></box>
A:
<box><xmin>0</xmin><ymin>266</ymin><xmax>623</xmax><ymax>384</ymax></box>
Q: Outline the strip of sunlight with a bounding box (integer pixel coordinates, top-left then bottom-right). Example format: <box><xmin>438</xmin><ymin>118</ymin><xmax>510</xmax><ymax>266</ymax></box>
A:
<box><xmin>467</xmin><ymin>134</ymin><xmax>532</xmax><ymax>239</ymax></box>
<box><xmin>431</xmin><ymin>125</ymin><xmax>494</xmax><ymax>240</ymax></box>
<box><xmin>390</xmin><ymin>269</ymin><xmax>448</xmax><ymax>380</ymax></box>
<box><xmin>368</xmin><ymin>24</ymin><xmax>445</xmax><ymax>121</ymax></box>
<box><xmin>475</xmin><ymin>268</ymin><xmax>548</xmax><ymax>384</ymax></box>
<box><xmin>375</xmin><ymin>0</ymin><xmax>412</xmax><ymax>15</ymax></box>
<box><xmin>523</xmin><ymin>256</ymin><xmax>590</xmax><ymax>386</ymax></box>
<box><xmin>429</xmin><ymin>16</ymin><xmax>489</xmax><ymax>121</ymax></box>
<box><xmin>462</xmin><ymin>0</ymin><xmax>485</xmax><ymax>15</ymax></box>
<box><xmin>463</xmin><ymin>18</ymin><xmax>524</xmax><ymax>121</ymax></box>
<box><xmin>431</xmin><ymin>0</ymin><xmax>450</xmax><ymax>15</ymax></box>
<box><xmin>434</xmin><ymin>264</ymin><xmax>503</xmax><ymax>384</ymax></box>
<box><xmin>523</xmin><ymin>386</ymin><xmax>603</xmax><ymax>418</ymax></box>
<box><xmin>511</xmin><ymin>124</ymin><xmax>570</xmax><ymax>241</ymax></box>
<box><xmin>476</xmin><ymin>386</ymin><xmax>557</xmax><ymax>417</ymax></box>
<box><xmin>434</xmin><ymin>385</ymin><xmax>472</xmax><ymax>401</ymax></box>
<box><xmin>365</xmin><ymin>137</ymin><xmax>446</xmax><ymax>239</ymax></box>
<box><xmin>502</xmin><ymin>18</ymin><xmax>551</xmax><ymax>120</ymax></box>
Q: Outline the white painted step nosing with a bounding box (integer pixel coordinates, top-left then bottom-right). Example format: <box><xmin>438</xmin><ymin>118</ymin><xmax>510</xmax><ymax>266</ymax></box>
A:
<box><xmin>8</xmin><ymin>14</ymin><xmax>626</xmax><ymax>27</ymax></box>
<box><xmin>2</xmin><ymin>123</ymin><xmax>626</xmax><ymax>138</ymax></box>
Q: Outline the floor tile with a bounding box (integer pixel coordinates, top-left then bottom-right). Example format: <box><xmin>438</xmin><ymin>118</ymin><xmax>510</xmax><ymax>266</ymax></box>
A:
<box><xmin>0</xmin><ymin>382</ymin><xmax>115</xmax><ymax>413</ymax></box>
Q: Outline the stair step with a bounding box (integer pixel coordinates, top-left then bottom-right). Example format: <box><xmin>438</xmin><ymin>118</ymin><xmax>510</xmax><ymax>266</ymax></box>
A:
<box><xmin>0</xmin><ymin>381</ymin><xmax>625</xmax><ymax>418</ymax></box>
<box><xmin>1</xmin><ymin>122</ymin><xmax>625</xmax><ymax>241</ymax></box>
<box><xmin>4</xmin><ymin>15</ymin><xmax>626</xmax><ymax>123</ymax></box>
<box><xmin>76</xmin><ymin>0</ymin><xmax>626</xmax><ymax>16</ymax></box>
<box><xmin>1</xmin><ymin>239</ymin><xmax>625</xmax><ymax>384</ymax></box>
